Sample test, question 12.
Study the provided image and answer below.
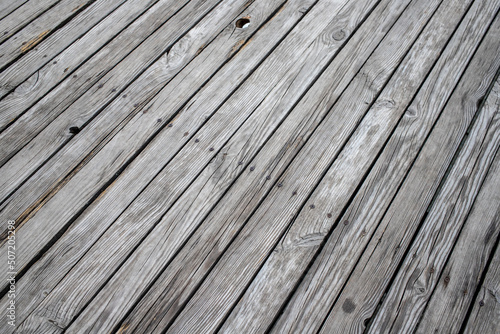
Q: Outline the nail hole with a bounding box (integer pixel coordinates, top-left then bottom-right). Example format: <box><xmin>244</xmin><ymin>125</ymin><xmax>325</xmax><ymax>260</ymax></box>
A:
<box><xmin>249</xmin><ymin>166</ymin><xmax>255</xmax><ymax>171</ymax></box>
<box><xmin>69</xmin><ymin>126</ymin><xmax>80</xmax><ymax>134</ymax></box>
<box><xmin>195</xmin><ymin>138</ymin><xmax>200</xmax><ymax>143</ymax></box>
<box><xmin>266</xmin><ymin>175</ymin><xmax>271</xmax><ymax>180</ymax></box>
<box><xmin>209</xmin><ymin>147</ymin><xmax>214</xmax><ymax>151</ymax></box>
<box><xmin>327</xmin><ymin>213</ymin><xmax>332</xmax><ymax>218</ymax></box>
<box><xmin>309</xmin><ymin>204</ymin><xmax>315</xmax><ymax>209</ymax></box>
<box><xmin>235</xmin><ymin>18</ymin><xmax>250</xmax><ymax>29</ymax></box>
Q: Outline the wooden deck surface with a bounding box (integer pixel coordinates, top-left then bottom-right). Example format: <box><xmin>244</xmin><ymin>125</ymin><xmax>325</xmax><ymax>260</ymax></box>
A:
<box><xmin>1</xmin><ymin>0</ymin><xmax>499</xmax><ymax>333</ymax></box>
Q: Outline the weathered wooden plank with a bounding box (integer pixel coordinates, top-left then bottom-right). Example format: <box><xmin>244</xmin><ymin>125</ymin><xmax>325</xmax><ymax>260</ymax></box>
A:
<box><xmin>0</xmin><ymin>0</ymin><xmax>60</xmax><ymax>43</ymax></box>
<box><xmin>115</xmin><ymin>0</ymin><xmax>418</xmax><ymax>331</ymax></box>
<box><xmin>166</xmin><ymin>0</ymin><xmax>481</xmax><ymax>332</ymax></box>
<box><xmin>0</xmin><ymin>0</ymin><xmax>219</xmax><ymax>223</ymax></box>
<box><xmin>270</xmin><ymin>2</ymin><xmax>500</xmax><ymax>333</ymax></box>
<box><xmin>317</xmin><ymin>12</ymin><xmax>500</xmax><ymax>334</ymax></box>
<box><xmin>0</xmin><ymin>0</ymin><xmax>130</xmax><ymax>101</ymax></box>
<box><xmin>13</xmin><ymin>1</ymin><xmax>381</xmax><ymax>333</ymax></box>
<box><xmin>416</xmin><ymin>80</ymin><xmax>500</xmax><ymax>333</ymax></box>
<box><xmin>0</xmin><ymin>0</ymin><xmax>300</xmax><ymax>331</ymax></box>
<box><xmin>219</xmin><ymin>0</ymin><xmax>498</xmax><ymax>332</ymax></box>
<box><xmin>0</xmin><ymin>0</ymin><xmax>189</xmax><ymax>148</ymax></box>
<box><xmin>0</xmin><ymin>1</ymin><xmax>27</xmax><ymax>21</ymax></box>
<box><xmin>368</xmin><ymin>80</ymin><xmax>500</xmax><ymax>333</ymax></box>
<box><xmin>464</xmin><ymin>221</ymin><xmax>500</xmax><ymax>334</ymax></box>
<box><xmin>0</xmin><ymin>0</ymin><xmax>95</xmax><ymax>70</ymax></box>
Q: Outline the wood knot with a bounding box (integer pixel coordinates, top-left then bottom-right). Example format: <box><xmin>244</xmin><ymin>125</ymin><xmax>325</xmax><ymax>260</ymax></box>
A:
<box><xmin>332</xmin><ymin>29</ymin><xmax>346</xmax><ymax>41</ymax></box>
<box><xmin>235</xmin><ymin>18</ymin><xmax>250</xmax><ymax>29</ymax></box>
<box><xmin>342</xmin><ymin>299</ymin><xmax>356</xmax><ymax>313</ymax></box>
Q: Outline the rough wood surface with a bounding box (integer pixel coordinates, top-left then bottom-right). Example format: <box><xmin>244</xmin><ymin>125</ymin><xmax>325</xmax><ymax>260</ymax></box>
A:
<box><xmin>416</xmin><ymin>79</ymin><xmax>500</xmax><ymax>333</ymax></box>
<box><xmin>0</xmin><ymin>0</ymin><xmax>60</xmax><ymax>44</ymax></box>
<box><xmin>318</xmin><ymin>9</ymin><xmax>500</xmax><ymax>334</ymax></box>
<box><xmin>0</xmin><ymin>0</ymin><xmax>94</xmax><ymax>70</ymax></box>
<box><xmin>1</xmin><ymin>0</ymin><xmax>499</xmax><ymax>333</ymax></box>
<box><xmin>271</xmin><ymin>1</ymin><xmax>500</xmax><ymax>333</ymax></box>
<box><xmin>0</xmin><ymin>0</ymin><xmax>129</xmax><ymax>101</ymax></box>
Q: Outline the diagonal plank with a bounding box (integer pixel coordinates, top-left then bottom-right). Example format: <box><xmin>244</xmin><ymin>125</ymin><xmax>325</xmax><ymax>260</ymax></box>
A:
<box><xmin>0</xmin><ymin>0</ymin><xmax>192</xmax><ymax>152</ymax></box>
<box><xmin>0</xmin><ymin>1</ymin><xmax>28</xmax><ymax>21</ymax></box>
<box><xmin>20</xmin><ymin>1</ymin><xmax>382</xmax><ymax>333</ymax></box>
<box><xmin>0</xmin><ymin>0</ymin><xmax>222</xmax><ymax>227</ymax></box>
<box><xmin>115</xmin><ymin>0</ymin><xmax>418</xmax><ymax>331</ymax></box>
<box><xmin>463</xmin><ymin>205</ymin><xmax>500</xmax><ymax>334</ymax></box>
<box><xmin>0</xmin><ymin>0</ymin><xmax>95</xmax><ymax>70</ymax></box>
<box><xmin>269</xmin><ymin>1</ymin><xmax>500</xmax><ymax>333</ymax></box>
<box><xmin>415</xmin><ymin>79</ymin><xmax>500</xmax><ymax>333</ymax></box>
<box><xmin>0</xmin><ymin>0</ymin><xmax>132</xmax><ymax>100</ymax></box>
<box><xmin>318</xmin><ymin>11</ymin><xmax>500</xmax><ymax>334</ymax></box>
<box><xmin>0</xmin><ymin>0</ymin><xmax>308</xmax><ymax>332</ymax></box>
<box><xmin>165</xmin><ymin>0</ymin><xmax>479</xmax><ymax>332</ymax></box>
<box><xmin>219</xmin><ymin>0</ymin><xmax>496</xmax><ymax>332</ymax></box>
<box><xmin>0</xmin><ymin>0</ymin><xmax>61</xmax><ymax>44</ymax></box>
<box><xmin>368</xmin><ymin>68</ymin><xmax>500</xmax><ymax>333</ymax></box>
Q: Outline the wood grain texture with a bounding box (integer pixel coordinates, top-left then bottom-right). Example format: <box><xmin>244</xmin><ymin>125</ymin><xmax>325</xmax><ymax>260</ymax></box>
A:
<box><xmin>0</xmin><ymin>0</ymin><xmax>304</xmax><ymax>332</ymax></box>
<box><xmin>368</xmin><ymin>70</ymin><xmax>500</xmax><ymax>334</ymax></box>
<box><xmin>221</xmin><ymin>0</ymin><xmax>493</xmax><ymax>332</ymax></box>
<box><xmin>0</xmin><ymin>0</ymin><xmax>93</xmax><ymax>70</ymax></box>
<box><xmin>0</xmin><ymin>0</ymin><xmax>129</xmax><ymax>101</ymax></box>
<box><xmin>44</xmin><ymin>1</ymin><xmax>381</xmax><ymax>333</ymax></box>
<box><xmin>271</xmin><ymin>1</ymin><xmax>500</xmax><ymax>333</ymax></box>
<box><xmin>0</xmin><ymin>1</ymin><xmax>28</xmax><ymax>21</ymax></box>
<box><xmin>416</xmin><ymin>79</ymin><xmax>500</xmax><ymax>334</ymax></box>
<box><xmin>0</xmin><ymin>0</ymin><xmax>217</xmax><ymax>236</ymax></box>
<box><xmin>0</xmin><ymin>0</ymin><xmax>187</xmax><ymax>160</ymax></box>
<box><xmin>464</xmin><ymin>210</ymin><xmax>500</xmax><ymax>334</ymax></box>
<box><xmin>167</xmin><ymin>0</ymin><xmax>476</xmax><ymax>331</ymax></box>
<box><xmin>114</xmin><ymin>0</ymin><xmax>416</xmax><ymax>332</ymax></box>
<box><xmin>318</xmin><ymin>8</ymin><xmax>500</xmax><ymax>334</ymax></box>
<box><xmin>0</xmin><ymin>0</ymin><xmax>60</xmax><ymax>44</ymax></box>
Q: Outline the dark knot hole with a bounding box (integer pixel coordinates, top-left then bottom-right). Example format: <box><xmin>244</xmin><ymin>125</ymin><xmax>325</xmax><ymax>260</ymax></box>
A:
<box><xmin>235</xmin><ymin>18</ymin><xmax>250</xmax><ymax>29</ymax></box>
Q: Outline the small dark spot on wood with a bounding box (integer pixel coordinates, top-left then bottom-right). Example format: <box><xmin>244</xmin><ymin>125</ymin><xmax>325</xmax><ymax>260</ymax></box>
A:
<box><xmin>343</xmin><ymin>220</ymin><xmax>349</xmax><ymax>226</ymax></box>
<box><xmin>238</xmin><ymin>161</ymin><xmax>243</xmax><ymax>165</ymax></box>
<box><xmin>111</xmin><ymin>88</ymin><xmax>116</xmax><ymax>92</ymax></box>
<box><xmin>292</xmin><ymin>191</ymin><xmax>297</xmax><ymax>196</ymax></box>
<box><xmin>69</xmin><ymin>126</ymin><xmax>80</xmax><ymax>134</ymax></box>
<box><xmin>479</xmin><ymin>300</ymin><xmax>484</xmax><ymax>306</ymax></box>
<box><xmin>209</xmin><ymin>147</ymin><xmax>214</xmax><ymax>151</ymax></box>
<box><xmin>21</xmin><ymin>42</ymin><xmax>26</xmax><ymax>45</ymax></box>
<box><xmin>122</xmin><ymin>94</ymin><xmax>127</xmax><ymax>98</ymax></box>
<box><xmin>195</xmin><ymin>138</ymin><xmax>200</xmax><ymax>143</ymax></box>
<box><xmin>310</xmin><ymin>204</ymin><xmax>315</xmax><ymax>209</ymax></box>
<box><xmin>327</xmin><ymin>213</ymin><xmax>332</xmax><ymax>218</ymax></box>
<box><xmin>157</xmin><ymin>118</ymin><xmax>162</xmax><ymax>123</ymax></box>
<box><xmin>266</xmin><ymin>175</ymin><xmax>271</xmax><ymax>180</ymax></box>
<box><xmin>64</xmin><ymin>68</ymin><xmax>69</xmax><ymax>73</ymax></box>
<box><xmin>278</xmin><ymin>183</ymin><xmax>283</xmax><ymax>187</ymax></box>
<box><xmin>332</xmin><ymin>29</ymin><xmax>346</xmax><ymax>41</ymax></box>
<box><xmin>429</xmin><ymin>267</ymin><xmax>435</xmax><ymax>273</ymax></box>
<box><xmin>444</xmin><ymin>276</ymin><xmax>450</xmax><ymax>284</ymax></box>
<box><xmin>168</xmin><ymin>123</ymin><xmax>173</xmax><ymax>127</ymax></box>
<box><xmin>342</xmin><ymin>299</ymin><xmax>356</xmax><ymax>313</ymax></box>
<box><xmin>183</xmin><ymin>132</ymin><xmax>189</xmax><ymax>137</ymax></box>
<box><xmin>53</xmin><ymin>61</ymin><xmax>57</xmax><ymax>64</ymax></box>
<box><xmin>418</xmin><ymin>287</ymin><xmax>425</xmax><ymax>293</ymax></box>
<box><xmin>361</xmin><ymin>230</ymin><xmax>367</xmax><ymax>237</ymax></box>
<box><xmin>134</xmin><ymin>103</ymin><xmax>139</xmax><ymax>108</ymax></box>
<box><xmin>43</xmin><ymin>54</ymin><xmax>47</xmax><ymax>58</ymax></box>
<box><xmin>73</xmin><ymin>74</ymin><xmax>77</xmax><ymax>78</ymax></box>
<box><xmin>98</xmin><ymin>83</ymin><xmax>103</xmax><ymax>89</ymax></box>
<box><xmin>363</xmin><ymin>318</ymin><xmax>371</xmax><ymax>327</ymax></box>
<box><xmin>463</xmin><ymin>289</ymin><xmax>468</xmax><ymax>296</ymax></box>
<box><xmin>235</xmin><ymin>18</ymin><xmax>250</xmax><ymax>29</ymax></box>
<box><xmin>3</xmin><ymin>31</ymin><xmax>8</xmax><ymax>35</ymax></box>
<box><xmin>249</xmin><ymin>166</ymin><xmax>255</xmax><ymax>171</ymax></box>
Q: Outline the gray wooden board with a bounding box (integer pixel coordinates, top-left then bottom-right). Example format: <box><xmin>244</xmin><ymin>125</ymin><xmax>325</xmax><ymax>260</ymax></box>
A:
<box><xmin>110</xmin><ymin>0</ymin><xmax>417</xmax><ymax>332</ymax></box>
<box><xmin>0</xmin><ymin>0</ymin><xmax>221</xmax><ymax>231</ymax></box>
<box><xmin>416</xmin><ymin>79</ymin><xmax>500</xmax><ymax>333</ymax></box>
<box><xmin>0</xmin><ymin>0</ymin><xmax>308</xmax><ymax>331</ymax></box>
<box><xmin>0</xmin><ymin>1</ymin><xmax>28</xmax><ymax>21</ymax></box>
<box><xmin>0</xmin><ymin>0</ymin><xmax>191</xmax><ymax>157</ymax></box>
<box><xmin>317</xmin><ymin>11</ymin><xmax>500</xmax><ymax>334</ymax></box>
<box><xmin>11</xmin><ymin>0</ymin><xmax>376</xmax><ymax>332</ymax></box>
<box><xmin>0</xmin><ymin>0</ymin><xmax>129</xmax><ymax>101</ymax></box>
<box><xmin>0</xmin><ymin>0</ymin><xmax>289</xmax><ymax>276</ymax></box>
<box><xmin>165</xmin><ymin>0</ymin><xmax>478</xmax><ymax>332</ymax></box>
<box><xmin>0</xmin><ymin>0</ymin><xmax>60</xmax><ymax>43</ymax></box>
<box><xmin>368</xmin><ymin>69</ymin><xmax>500</xmax><ymax>333</ymax></box>
<box><xmin>464</xmin><ymin>204</ymin><xmax>500</xmax><ymax>334</ymax></box>
<box><xmin>219</xmin><ymin>0</ymin><xmax>496</xmax><ymax>332</ymax></box>
<box><xmin>270</xmin><ymin>1</ymin><xmax>500</xmax><ymax>333</ymax></box>
<box><xmin>0</xmin><ymin>0</ymin><xmax>94</xmax><ymax>70</ymax></box>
